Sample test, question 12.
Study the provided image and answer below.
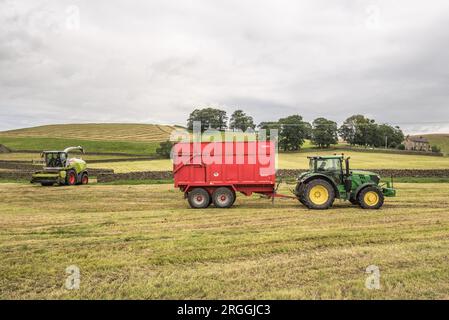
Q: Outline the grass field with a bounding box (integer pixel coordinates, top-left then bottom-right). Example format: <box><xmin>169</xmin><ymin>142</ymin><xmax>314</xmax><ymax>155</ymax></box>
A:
<box><xmin>0</xmin><ymin>152</ymin><xmax>148</xmax><ymax>162</ymax></box>
<box><xmin>0</xmin><ymin>136</ymin><xmax>160</xmax><ymax>155</ymax></box>
<box><xmin>0</xmin><ymin>123</ymin><xmax>179</xmax><ymax>155</ymax></box>
<box><xmin>0</xmin><ymin>123</ymin><xmax>177</xmax><ymax>142</ymax></box>
<box><xmin>88</xmin><ymin>149</ymin><xmax>449</xmax><ymax>172</ymax></box>
<box><xmin>0</xmin><ymin>182</ymin><xmax>448</xmax><ymax>299</ymax></box>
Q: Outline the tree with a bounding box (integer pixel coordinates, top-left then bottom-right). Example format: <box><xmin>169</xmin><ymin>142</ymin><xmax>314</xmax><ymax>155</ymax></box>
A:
<box><xmin>376</xmin><ymin>124</ymin><xmax>405</xmax><ymax>148</ymax></box>
<box><xmin>257</xmin><ymin>121</ymin><xmax>280</xmax><ymax>140</ymax></box>
<box><xmin>311</xmin><ymin>117</ymin><xmax>338</xmax><ymax>148</ymax></box>
<box><xmin>229</xmin><ymin>110</ymin><xmax>256</xmax><ymax>131</ymax></box>
<box><xmin>187</xmin><ymin>108</ymin><xmax>228</xmax><ymax>132</ymax></box>
<box><xmin>156</xmin><ymin>140</ymin><xmax>174</xmax><ymax>159</ymax></box>
<box><xmin>431</xmin><ymin>145</ymin><xmax>441</xmax><ymax>153</ymax></box>
<box><xmin>278</xmin><ymin>115</ymin><xmax>309</xmax><ymax>151</ymax></box>
<box><xmin>339</xmin><ymin>115</ymin><xmax>376</xmax><ymax>147</ymax></box>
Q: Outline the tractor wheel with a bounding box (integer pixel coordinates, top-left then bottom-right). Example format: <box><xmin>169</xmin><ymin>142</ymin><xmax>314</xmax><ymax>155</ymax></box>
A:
<box><xmin>66</xmin><ymin>170</ymin><xmax>77</xmax><ymax>186</ymax></box>
<box><xmin>302</xmin><ymin>179</ymin><xmax>335</xmax><ymax>210</ymax></box>
<box><xmin>81</xmin><ymin>172</ymin><xmax>89</xmax><ymax>185</ymax></box>
<box><xmin>187</xmin><ymin>188</ymin><xmax>211</xmax><ymax>209</ymax></box>
<box><xmin>358</xmin><ymin>186</ymin><xmax>384</xmax><ymax>209</ymax></box>
<box><xmin>212</xmin><ymin>187</ymin><xmax>235</xmax><ymax>208</ymax></box>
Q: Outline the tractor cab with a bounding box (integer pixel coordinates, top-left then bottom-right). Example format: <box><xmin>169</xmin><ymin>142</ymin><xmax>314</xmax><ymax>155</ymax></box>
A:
<box><xmin>307</xmin><ymin>155</ymin><xmax>347</xmax><ymax>186</ymax></box>
<box><xmin>43</xmin><ymin>151</ymin><xmax>68</xmax><ymax>168</ymax></box>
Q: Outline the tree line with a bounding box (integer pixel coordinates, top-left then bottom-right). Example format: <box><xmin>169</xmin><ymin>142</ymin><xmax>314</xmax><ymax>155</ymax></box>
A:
<box><xmin>185</xmin><ymin>107</ymin><xmax>407</xmax><ymax>152</ymax></box>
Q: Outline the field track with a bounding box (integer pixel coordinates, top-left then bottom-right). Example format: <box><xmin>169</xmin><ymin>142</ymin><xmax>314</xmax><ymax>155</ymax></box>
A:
<box><xmin>1</xmin><ymin>182</ymin><xmax>448</xmax><ymax>299</ymax></box>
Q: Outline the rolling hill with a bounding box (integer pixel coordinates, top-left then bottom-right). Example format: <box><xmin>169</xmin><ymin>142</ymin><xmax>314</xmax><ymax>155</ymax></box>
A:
<box><xmin>421</xmin><ymin>134</ymin><xmax>449</xmax><ymax>155</ymax></box>
<box><xmin>0</xmin><ymin>123</ymin><xmax>179</xmax><ymax>155</ymax></box>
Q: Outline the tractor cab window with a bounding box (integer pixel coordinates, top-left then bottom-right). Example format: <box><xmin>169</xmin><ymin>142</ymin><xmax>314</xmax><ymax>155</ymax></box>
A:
<box><xmin>312</xmin><ymin>158</ymin><xmax>341</xmax><ymax>172</ymax></box>
<box><xmin>45</xmin><ymin>153</ymin><xmax>67</xmax><ymax>167</ymax></box>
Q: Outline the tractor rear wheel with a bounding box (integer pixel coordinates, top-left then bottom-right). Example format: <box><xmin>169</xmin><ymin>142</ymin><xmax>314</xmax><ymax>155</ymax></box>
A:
<box><xmin>187</xmin><ymin>188</ymin><xmax>211</xmax><ymax>209</ymax></box>
<box><xmin>358</xmin><ymin>186</ymin><xmax>384</xmax><ymax>209</ymax></box>
<box><xmin>66</xmin><ymin>170</ymin><xmax>77</xmax><ymax>186</ymax></box>
<box><xmin>212</xmin><ymin>187</ymin><xmax>235</xmax><ymax>208</ymax></box>
<box><xmin>81</xmin><ymin>172</ymin><xmax>89</xmax><ymax>185</ymax></box>
<box><xmin>302</xmin><ymin>179</ymin><xmax>335</xmax><ymax>209</ymax></box>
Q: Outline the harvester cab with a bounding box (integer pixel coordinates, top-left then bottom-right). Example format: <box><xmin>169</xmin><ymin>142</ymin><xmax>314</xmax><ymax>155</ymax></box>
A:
<box><xmin>31</xmin><ymin>146</ymin><xmax>88</xmax><ymax>186</ymax></box>
<box><xmin>295</xmin><ymin>154</ymin><xmax>396</xmax><ymax>210</ymax></box>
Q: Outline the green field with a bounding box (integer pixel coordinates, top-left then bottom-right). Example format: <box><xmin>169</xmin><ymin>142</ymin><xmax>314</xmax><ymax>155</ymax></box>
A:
<box><xmin>88</xmin><ymin>149</ymin><xmax>449</xmax><ymax>172</ymax></box>
<box><xmin>0</xmin><ymin>136</ymin><xmax>160</xmax><ymax>155</ymax></box>
<box><xmin>0</xmin><ymin>152</ymin><xmax>148</xmax><ymax>162</ymax></box>
<box><xmin>0</xmin><ymin>182</ymin><xmax>448</xmax><ymax>299</ymax></box>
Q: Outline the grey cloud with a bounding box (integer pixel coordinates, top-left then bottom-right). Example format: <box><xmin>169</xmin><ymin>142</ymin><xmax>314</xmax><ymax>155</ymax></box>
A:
<box><xmin>1</xmin><ymin>0</ymin><xmax>449</xmax><ymax>133</ymax></box>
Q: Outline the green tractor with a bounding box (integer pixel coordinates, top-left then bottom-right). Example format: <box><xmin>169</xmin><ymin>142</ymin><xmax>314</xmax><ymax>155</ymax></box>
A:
<box><xmin>294</xmin><ymin>155</ymin><xmax>395</xmax><ymax>209</ymax></box>
<box><xmin>31</xmin><ymin>146</ymin><xmax>89</xmax><ymax>186</ymax></box>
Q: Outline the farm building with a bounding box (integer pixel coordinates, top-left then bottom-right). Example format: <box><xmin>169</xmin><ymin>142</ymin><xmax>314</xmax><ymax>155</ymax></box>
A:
<box><xmin>403</xmin><ymin>135</ymin><xmax>431</xmax><ymax>151</ymax></box>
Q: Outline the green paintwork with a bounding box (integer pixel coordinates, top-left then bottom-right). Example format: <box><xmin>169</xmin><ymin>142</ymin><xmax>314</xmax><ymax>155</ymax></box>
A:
<box><xmin>30</xmin><ymin>147</ymin><xmax>87</xmax><ymax>186</ymax></box>
<box><xmin>295</xmin><ymin>155</ymin><xmax>396</xmax><ymax>201</ymax></box>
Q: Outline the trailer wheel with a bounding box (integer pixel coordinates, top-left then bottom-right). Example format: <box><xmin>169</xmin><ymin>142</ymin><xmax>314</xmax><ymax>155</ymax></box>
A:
<box><xmin>212</xmin><ymin>187</ymin><xmax>235</xmax><ymax>208</ymax></box>
<box><xmin>358</xmin><ymin>186</ymin><xmax>384</xmax><ymax>209</ymax></box>
<box><xmin>302</xmin><ymin>179</ymin><xmax>335</xmax><ymax>209</ymax></box>
<box><xmin>66</xmin><ymin>170</ymin><xmax>77</xmax><ymax>186</ymax></box>
<box><xmin>187</xmin><ymin>188</ymin><xmax>211</xmax><ymax>209</ymax></box>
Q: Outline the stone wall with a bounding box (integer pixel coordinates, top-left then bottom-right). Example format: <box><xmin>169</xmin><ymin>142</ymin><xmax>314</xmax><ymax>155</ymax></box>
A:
<box><xmin>96</xmin><ymin>168</ymin><xmax>449</xmax><ymax>183</ymax></box>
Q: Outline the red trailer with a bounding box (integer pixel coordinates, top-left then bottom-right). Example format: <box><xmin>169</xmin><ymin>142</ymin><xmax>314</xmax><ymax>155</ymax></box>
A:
<box><xmin>173</xmin><ymin>141</ymin><xmax>277</xmax><ymax>208</ymax></box>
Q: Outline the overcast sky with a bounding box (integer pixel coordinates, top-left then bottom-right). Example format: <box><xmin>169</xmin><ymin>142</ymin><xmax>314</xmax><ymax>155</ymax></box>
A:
<box><xmin>1</xmin><ymin>0</ymin><xmax>449</xmax><ymax>133</ymax></box>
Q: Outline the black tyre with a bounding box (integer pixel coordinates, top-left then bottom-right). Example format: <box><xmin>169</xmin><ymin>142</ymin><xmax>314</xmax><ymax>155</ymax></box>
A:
<box><xmin>212</xmin><ymin>187</ymin><xmax>235</xmax><ymax>208</ymax></box>
<box><xmin>302</xmin><ymin>179</ymin><xmax>335</xmax><ymax>209</ymax></box>
<box><xmin>187</xmin><ymin>188</ymin><xmax>211</xmax><ymax>209</ymax></box>
<box><xmin>81</xmin><ymin>172</ymin><xmax>89</xmax><ymax>185</ymax></box>
<box><xmin>66</xmin><ymin>170</ymin><xmax>77</xmax><ymax>186</ymax></box>
<box><xmin>358</xmin><ymin>186</ymin><xmax>384</xmax><ymax>209</ymax></box>
<box><xmin>41</xmin><ymin>182</ymin><xmax>54</xmax><ymax>187</ymax></box>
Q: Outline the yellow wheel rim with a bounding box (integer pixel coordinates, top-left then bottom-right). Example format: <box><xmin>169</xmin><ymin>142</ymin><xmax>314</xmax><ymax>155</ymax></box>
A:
<box><xmin>309</xmin><ymin>185</ymin><xmax>329</xmax><ymax>205</ymax></box>
<box><xmin>364</xmin><ymin>191</ymin><xmax>379</xmax><ymax>206</ymax></box>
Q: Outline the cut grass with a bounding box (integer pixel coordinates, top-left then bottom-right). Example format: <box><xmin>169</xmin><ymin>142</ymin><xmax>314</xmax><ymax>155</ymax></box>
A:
<box><xmin>0</xmin><ymin>182</ymin><xmax>448</xmax><ymax>299</ymax></box>
<box><xmin>0</xmin><ymin>123</ymin><xmax>176</xmax><ymax>142</ymax></box>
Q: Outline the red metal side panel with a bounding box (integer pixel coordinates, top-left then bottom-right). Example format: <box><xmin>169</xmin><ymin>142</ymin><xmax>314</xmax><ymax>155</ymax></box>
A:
<box><xmin>173</xmin><ymin>141</ymin><xmax>276</xmax><ymax>190</ymax></box>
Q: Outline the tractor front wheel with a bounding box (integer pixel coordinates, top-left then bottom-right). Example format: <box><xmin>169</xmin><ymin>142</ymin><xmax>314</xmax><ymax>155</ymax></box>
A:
<box><xmin>66</xmin><ymin>170</ymin><xmax>77</xmax><ymax>186</ymax></box>
<box><xmin>302</xmin><ymin>179</ymin><xmax>335</xmax><ymax>209</ymax></box>
<box><xmin>187</xmin><ymin>188</ymin><xmax>211</xmax><ymax>209</ymax></box>
<box><xmin>358</xmin><ymin>186</ymin><xmax>384</xmax><ymax>209</ymax></box>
